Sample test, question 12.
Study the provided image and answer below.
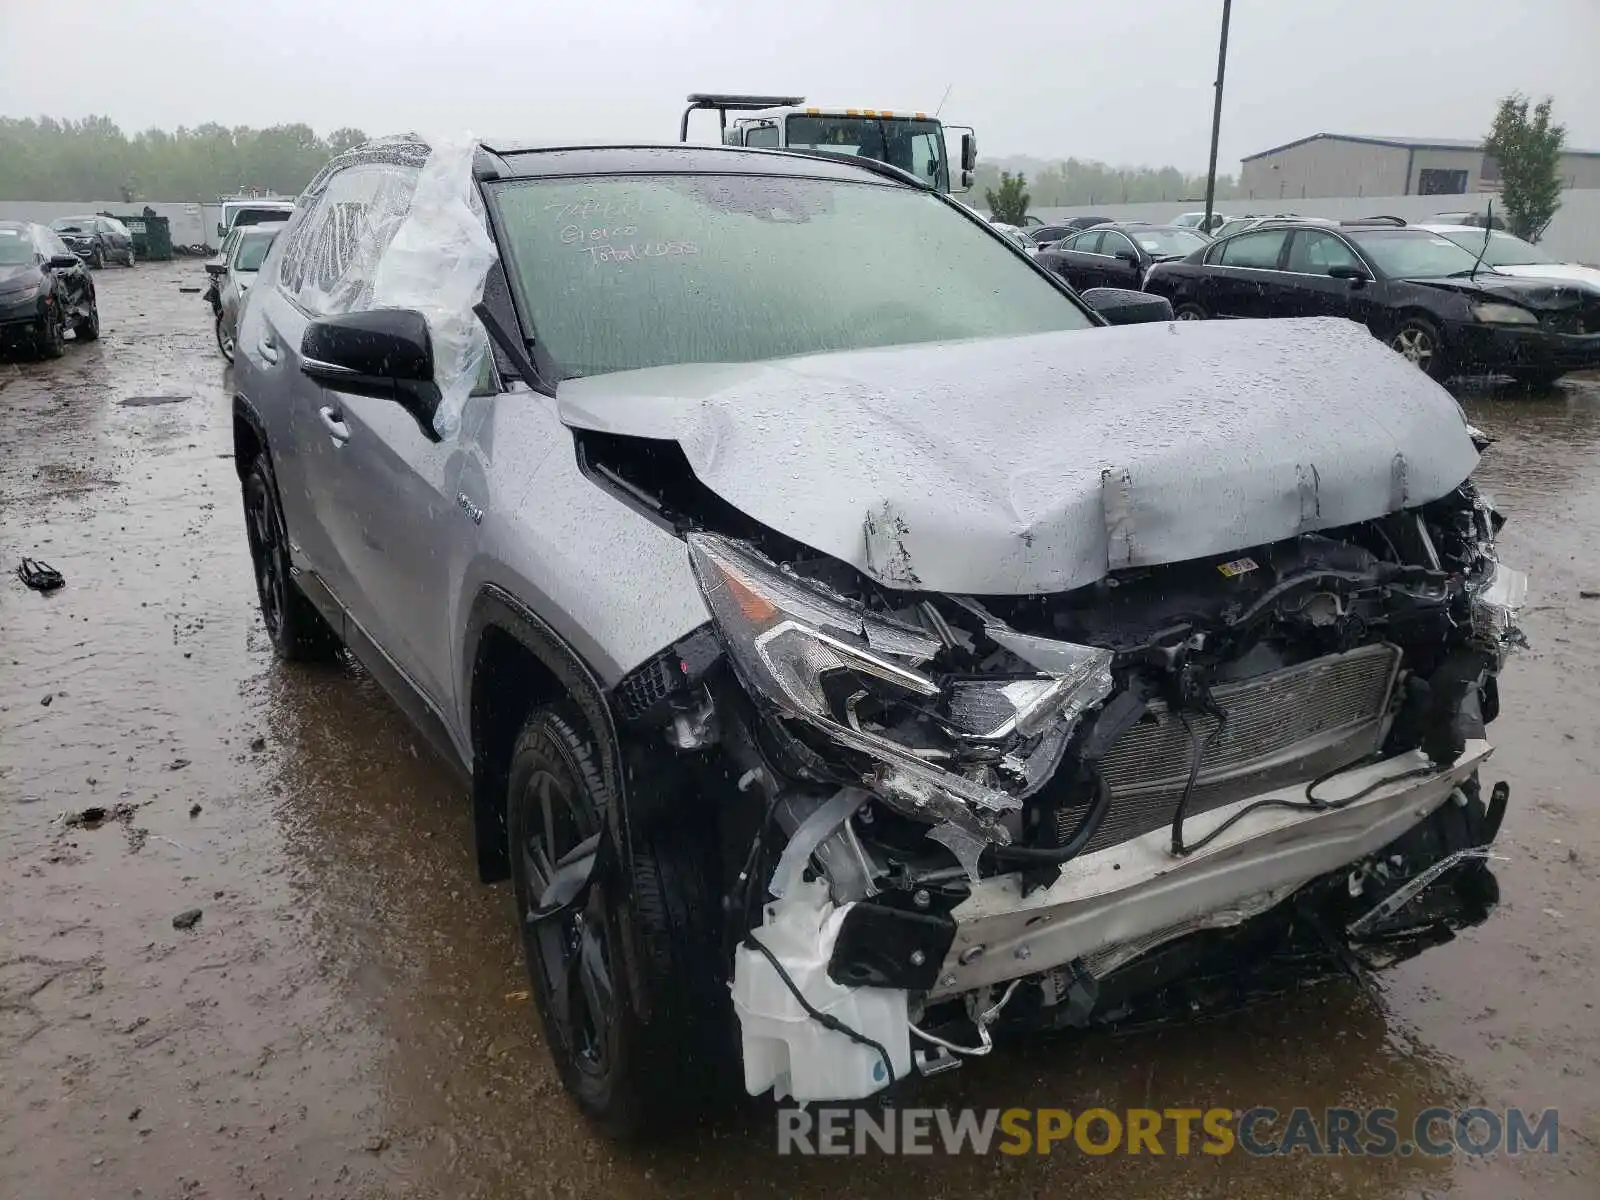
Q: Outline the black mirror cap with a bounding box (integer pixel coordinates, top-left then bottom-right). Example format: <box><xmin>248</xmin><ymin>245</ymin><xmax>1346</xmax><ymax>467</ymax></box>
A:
<box><xmin>960</xmin><ymin>132</ymin><xmax>978</xmax><ymax>173</ymax></box>
<box><xmin>1081</xmin><ymin>288</ymin><xmax>1174</xmax><ymax>325</ymax></box>
<box><xmin>301</xmin><ymin>308</ymin><xmax>434</xmax><ymax>384</ymax></box>
<box><xmin>48</xmin><ymin>255</ymin><xmax>80</xmax><ymax>270</ymax></box>
<box><xmin>1328</xmin><ymin>264</ymin><xmax>1371</xmax><ymax>283</ymax></box>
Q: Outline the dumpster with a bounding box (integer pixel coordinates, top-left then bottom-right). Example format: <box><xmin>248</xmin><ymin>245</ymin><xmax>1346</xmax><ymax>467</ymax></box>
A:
<box><xmin>111</xmin><ymin>213</ymin><xmax>173</xmax><ymax>261</ymax></box>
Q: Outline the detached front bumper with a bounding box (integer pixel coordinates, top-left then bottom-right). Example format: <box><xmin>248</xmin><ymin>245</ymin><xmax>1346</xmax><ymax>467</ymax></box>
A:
<box><xmin>1448</xmin><ymin>320</ymin><xmax>1600</xmax><ymax>374</ymax></box>
<box><xmin>931</xmin><ymin>740</ymin><xmax>1493</xmax><ymax>999</ymax></box>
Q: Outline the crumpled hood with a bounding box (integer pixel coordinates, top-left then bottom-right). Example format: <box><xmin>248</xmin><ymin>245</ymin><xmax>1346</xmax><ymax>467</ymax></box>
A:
<box><xmin>557</xmin><ymin>317</ymin><xmax>1480</xmax><ymax>594</ymax></box>
<box><xmin>1410</xmin><ymin>272</ymin><xmax>1597</xmax><ymax>310</ymax></box>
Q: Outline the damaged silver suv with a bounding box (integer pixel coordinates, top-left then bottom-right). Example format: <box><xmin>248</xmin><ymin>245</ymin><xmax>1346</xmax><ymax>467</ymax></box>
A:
<box><xmin>231</xmin><ymin>136</ymin><xmax>1526</xmax><ymax>1135</ymax></box>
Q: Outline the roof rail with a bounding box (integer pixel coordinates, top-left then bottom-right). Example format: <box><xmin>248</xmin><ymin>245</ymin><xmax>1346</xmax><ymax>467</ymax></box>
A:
<box><xmin>1343</xmin><ymin>214</ymin><xmax>1407</xmax><ymax>226</ymax></box>
<box><xmin>681</xmin><ymin>93</ymin><xmax>806</xmax><ymax>141</ymax></box>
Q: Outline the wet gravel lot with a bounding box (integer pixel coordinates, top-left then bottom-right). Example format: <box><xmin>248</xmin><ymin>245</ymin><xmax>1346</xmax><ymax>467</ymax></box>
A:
<box><xmin>2</xmin><ymin>264</ymin><xmax>1598</xmax><ymax>1199</ymax></box>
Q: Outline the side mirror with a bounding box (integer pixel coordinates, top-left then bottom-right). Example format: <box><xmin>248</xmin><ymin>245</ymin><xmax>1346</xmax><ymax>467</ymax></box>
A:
<box><xmin>1081</xmin><ymin>287</ymin><xmax>1174</xmax><ymax>325</ymax></box>
<box><xmin>301</xmin><ymin>309</ymin><xmax>442</xmax><ymax>441</ymax></box>
<box><xmin>1328</xmin><ymin>264</ymin><xmax>1371</xmax><ymax>285</ymax></box>
<box><xmin>1113</xmin><ymin>249</ymin><xmax>1140</xmax><ymax>265</ymax></box>
<box><xmin>217</xmin><ymin>222</ymin><xmax>226</xmax><ymax>239</ymax></box>
<box><xmin>48</xmin><ymin>255</ymin><xmax>80</xmax><ymax>270</ymax></box>
<box><xmin>205</xmin><ymin>261</ymin><xmax>227</xmax><ymax>278</ymax></box>
<box><xmin>960</xmin><ymin>132</ymin><xmax>977</xmax><ymax>173</ymax></box>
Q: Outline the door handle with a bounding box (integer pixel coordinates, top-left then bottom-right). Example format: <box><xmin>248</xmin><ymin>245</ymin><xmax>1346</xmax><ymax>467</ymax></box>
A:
<box><xmin>258</xmin><ymin>334</ymin><xmax>279</xmax><ymax>364</ymax></box>
<box><xmin>319</xmin><ymin>406</ymin><xmax>351</xmax><ymax>443</ymax></box>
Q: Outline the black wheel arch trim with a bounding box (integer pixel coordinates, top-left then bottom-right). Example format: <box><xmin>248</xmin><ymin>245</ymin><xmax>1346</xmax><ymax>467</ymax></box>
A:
<box><xmin>463</xmin><ymin>584</ymin><xmax>635</xmax><ymax>888</ymax></box>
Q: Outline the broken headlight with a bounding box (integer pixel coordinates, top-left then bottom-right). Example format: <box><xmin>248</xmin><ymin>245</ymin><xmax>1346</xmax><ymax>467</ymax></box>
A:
<box><xmin>686</xmin><ymin>534</ymin><xmax>1112</xmax><ymax>833</ymax></box>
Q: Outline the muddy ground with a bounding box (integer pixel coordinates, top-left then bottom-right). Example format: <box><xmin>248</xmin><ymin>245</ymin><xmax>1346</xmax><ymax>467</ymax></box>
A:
<box><xmin>1</xmin><ymin>265</ymin><xmax>1597</xmax><ymax>1200</ymax></box>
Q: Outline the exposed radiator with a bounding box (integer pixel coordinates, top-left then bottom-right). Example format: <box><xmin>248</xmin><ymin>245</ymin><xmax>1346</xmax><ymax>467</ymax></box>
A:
<box><xmin>1066</xmin><ymin>643</ymin><xmax>1402</xmax><ymax>854</ymax></box>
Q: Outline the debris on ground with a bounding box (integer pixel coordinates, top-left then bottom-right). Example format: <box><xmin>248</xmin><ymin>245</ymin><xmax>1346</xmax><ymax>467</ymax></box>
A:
<box><xmin>40</xmin><ymin>693</ymin><xmax>53</xmax><ymax>706</ymax></box>
<box><xmin>1581</xmin><ymin>590</ymin><xmax>1599</xmax><ymax>600</ymax></box>
<box><xmin>168</xmin><ymin>759</ymin><xmax>191</xmax><ymax>771</ymax></box>
<box><xmin>249</xmin><ymin>736</ymin><xmax>267</xmax><ymax>752</ymax></box>
<box><xmin>171</xmin><ymin>908</ymin><xmax>203</xmax><ymax>931</ymax></box>
<box><xmin>188</xmin><ymin>803</ymin><xmax>202</xmax><ymax>818</ymax></box>
<box><xmin>177</xmin><ymin>286</ymin><xmax>202</xmax><ymax>294</ymax></box>
<box><xmin>17</xmin><ymin>558</ymin><xmax>66</xmax><ymax>592</ymax></box>
<box><xmin>64</xmin><ymin>803</ymin><xmax>139</xmax><ymax>830</ymax></box>
<box><xmin>361</xmin><ymin>1134</ymin><xmax>389</xmax><ymax>1154</ymax></box>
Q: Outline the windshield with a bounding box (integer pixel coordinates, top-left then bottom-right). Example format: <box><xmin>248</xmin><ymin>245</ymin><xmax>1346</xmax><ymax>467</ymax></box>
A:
<box><xmin>52</xmin><ymin>218</ymin><xmax>95</xmax><ymax>233</ymax></box>
<box><xmin>1131</xmin><ymin>228</ymin><xmax>1208</xmax><ymax>257</ymax></box>
<box><xmin>1347</xmin><ymin>229</ymin><xmax>1485</xmax><ymax>278</ymax></box>
<box><xmin>234</xmin><ymin>231</ymin><xmax>277</xmax><ymax>271</ymax></box>
<box><xmin>785</xmin><ymin>115</ymin><xmax>949</xmax><ymax>191</ymax></box>
<box><xmin>1431</xmin><ymin>228</ymin><xmax>1558</xmax><ymax>267</ymax></box>
<box><xmin>492</xmin><ymin>173</ymin><xmax>1092</xmax><ymax>379</ymax></box>
<box><xmin>0</xmin><ymin>229</ymin><xmax>37</xmax><ymax>265</ymax></box>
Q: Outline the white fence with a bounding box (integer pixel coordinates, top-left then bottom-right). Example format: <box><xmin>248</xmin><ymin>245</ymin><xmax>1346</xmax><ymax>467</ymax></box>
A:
<box><xmin>1028</xmin><ymin>189</ymin><xmax>1600</xmax><ymax>265</ymax></box>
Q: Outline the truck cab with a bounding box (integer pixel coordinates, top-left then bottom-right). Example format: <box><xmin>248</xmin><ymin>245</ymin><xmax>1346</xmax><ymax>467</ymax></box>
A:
<box><xmin>681</xmin><ymin>94</ymin><xmax>977</xmax><ymax>194</ymax></box>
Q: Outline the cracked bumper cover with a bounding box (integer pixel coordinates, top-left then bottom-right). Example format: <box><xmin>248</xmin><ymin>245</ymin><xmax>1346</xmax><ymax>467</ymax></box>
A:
<box><xmin>929</xmin><ymin>739</ymin><xmax>1493</xmax><ymax>1000</ymax></box>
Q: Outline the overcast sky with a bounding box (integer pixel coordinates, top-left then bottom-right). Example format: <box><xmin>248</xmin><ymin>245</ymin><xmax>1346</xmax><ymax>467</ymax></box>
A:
<box><xmin>3</xmin><ymin>0</ymin><xmax>1596</xmax><ymax>172</ymax></box>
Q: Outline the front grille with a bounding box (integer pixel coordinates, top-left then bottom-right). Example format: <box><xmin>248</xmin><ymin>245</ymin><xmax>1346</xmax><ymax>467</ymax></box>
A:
<box><xmin>1068</xmin><ymin>643</ymin><xmax>1401</xmax><ymax>854</ymax></box>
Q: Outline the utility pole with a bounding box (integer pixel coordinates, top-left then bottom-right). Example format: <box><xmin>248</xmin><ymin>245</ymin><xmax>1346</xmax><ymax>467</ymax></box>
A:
<box><xmin>1202</xmin><ymin>0</ymin><xmax>1233</xmax><ymax>231</ymax></box>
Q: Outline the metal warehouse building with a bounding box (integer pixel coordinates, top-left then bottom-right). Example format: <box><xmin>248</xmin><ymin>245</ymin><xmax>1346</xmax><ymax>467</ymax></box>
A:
<box><xmin>1239</xmin><ymin>133</ymin><xmax>1600</xmax><ymax>200</ymax></box>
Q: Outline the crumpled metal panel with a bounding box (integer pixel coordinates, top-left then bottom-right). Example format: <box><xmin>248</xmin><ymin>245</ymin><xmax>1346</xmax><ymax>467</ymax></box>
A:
<box><xmin>557</xmin><ymin>317</ymin><xmax>1481</xmax><ymax>594</ymax></box>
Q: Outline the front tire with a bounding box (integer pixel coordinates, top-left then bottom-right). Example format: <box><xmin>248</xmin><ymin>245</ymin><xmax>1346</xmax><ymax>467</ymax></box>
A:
<box><xmin>508</xmin><ymin>704</ymin><xmax>727</xmax><ymax>1138</ymax></box>
<box><xmin>240</xmin><ymin>451</ymin><xmax>341</xmax><ymax>662</ymax></box>
<box><xmin>1173</xmin><ymin>301</ymin><xmax>1207</xmax><ymax>320</ymax></box>
<box><xmin>90</xmin><ymin>246</ymin><xmax>104</xmax><ymax>270</ymax></box>
<box><xmin>216</xmin><ymin>312</ymin><xmax>235</xmax><ymax>362</ymax></box>
<box><xmin>1389</xmin><ymin>316</ymin><xmax>1447</xmax><ymax>379</ymax></box>
<box><xmin>123</xmin><ymin>246</ymin><xmax>136</xmax><ymax>267</ymax></box>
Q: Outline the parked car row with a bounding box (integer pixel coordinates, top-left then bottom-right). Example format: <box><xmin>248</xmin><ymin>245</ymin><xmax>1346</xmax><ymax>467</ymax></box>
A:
<box><xmin>1022</xmin><ymin>211</ymin><xmax>1600</xmax><ymax>385</ymax></box>
<box><xmin>0</xmin><ymin>221</ymin><xmax>100</xmax><ymax>358</ymax></box>
<box><xmin>205</xmin><ymin>220</ymin><xmax>287</xmax><ymax>361</ymax></box>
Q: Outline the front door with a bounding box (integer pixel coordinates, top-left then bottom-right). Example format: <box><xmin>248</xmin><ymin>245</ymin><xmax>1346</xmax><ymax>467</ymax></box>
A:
<box><xmin>1207</xmin><ymin>228</ymin><xmax>1292</xmax><ymax>319</ymax></box>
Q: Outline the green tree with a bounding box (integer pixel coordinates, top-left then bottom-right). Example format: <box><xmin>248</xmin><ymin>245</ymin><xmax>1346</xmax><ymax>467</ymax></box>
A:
<box><xmin>1484</xmin><ymin>94</ymin><xmax>1565</xmax><ymax>242</ymax></box>
<box><xmin>985</xmin><ymin>171</ymin><xmax>1031</xmax><ymax>224</ymax></box>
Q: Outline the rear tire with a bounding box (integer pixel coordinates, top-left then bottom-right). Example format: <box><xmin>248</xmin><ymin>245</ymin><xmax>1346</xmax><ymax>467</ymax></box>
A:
<box><xmin>1389</xmin><ymin>316</ymin><xmax>1448</xmax><ymax>379</ymax></box>
<box><xmin>508</xmin><ymin>704</ymin><xmax>727</xmax><ymax>1139</ymax></box>
<box><xmin>1173</xmin><ymin>302</ymin><xmax>1207</xmax><ymax>320</ymax></box>
<box><xmin>90</xmin><ymin>246</ymin><xmax>104</xmax><ymax>270</ymax></box>
<box><xmin>123</xmin><ymin>246</ymin><xmax>136</xmax><ymax>267</ymax></box>
<box><xmin>240</xmin><ymin>451</ymin><xmax>342</xmax><ymax>662</ymax></box>
<box><xmin>35</xmin><ymin>308</ymin><xmax>65</xmax><ymax>359</ymax></box>
<box><xmin>216</xmin><ymin>312</ymin><xmax>235</xmax><ymax>362</ymax></box>
<box><xmin>75</xmin><ymin>302</ymin><xmax>100</xmax><ymax>342</ymax></box>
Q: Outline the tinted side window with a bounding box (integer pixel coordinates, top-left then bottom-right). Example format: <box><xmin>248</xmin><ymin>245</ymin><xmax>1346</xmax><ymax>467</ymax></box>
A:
<box><xmin>1071</xmin><ymin>231</ymin><xmax>1104</xmax><ymax>254</ymax></box>
<box><xmin>1218</xmin><ymin>229</ymin><xmax>1288</xmax><ymax>269</ymax></box>
<box><xmin>744</xmin><ymin>124</ymin><xmax>780</xmax><ymax>149</ymax></box>
<box><xmin>1286</xmin><ymin>230</ymin><xmax>1360</xmax><ymax>275</ymax></box>
<box><xmin>1100</xmin><ymin>232</ymin><xmax>1136</xmax><ymax>258</ymax></box>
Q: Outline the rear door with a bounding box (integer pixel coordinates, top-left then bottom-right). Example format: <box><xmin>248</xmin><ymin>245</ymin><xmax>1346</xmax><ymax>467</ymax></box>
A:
<box><xmin>1205</xmin><ymin>228</ymin><xmax>1292</xmax><ymax>318</ymax></box>
<box><xmin>236</xmin><ymin>192</ymin><xmax>348</xmax><ymax>613</ymax></box>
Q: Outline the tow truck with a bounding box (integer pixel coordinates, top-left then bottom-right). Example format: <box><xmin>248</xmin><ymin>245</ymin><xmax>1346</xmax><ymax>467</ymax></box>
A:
<box><xmin>680</xmin><ymin>94</ymin><xmax>977</xmax><ymax>195</ymax></box>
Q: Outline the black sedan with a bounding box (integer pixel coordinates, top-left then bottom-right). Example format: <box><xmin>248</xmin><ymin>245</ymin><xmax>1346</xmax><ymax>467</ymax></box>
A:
<box><xmin>50</xmin><ymin>214</ymin><xmax>135</xmax><ymax>269</ymax></box>
<box><xmin>1142</xmin><ymin>219</ymin><xmax>1600</xmax><ymax>385</ymax></box>
<box><xmin>1037</xmin><ymin>223</ymin><xmax>1211</xmax><ymax>291</ymax></box>
<box><xmin>0</xmin><ymin>221</ymin><xmax>99</xmax><ymax>358</ymax></box>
